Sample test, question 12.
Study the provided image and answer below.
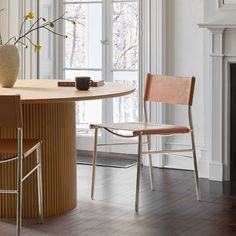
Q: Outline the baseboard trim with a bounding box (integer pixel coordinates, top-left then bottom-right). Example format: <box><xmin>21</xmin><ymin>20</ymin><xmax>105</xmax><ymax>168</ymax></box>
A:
<box><xmin>209</xmin><ymin>161</ymin><xmax>223</xmax><ymax>181</ymax></box>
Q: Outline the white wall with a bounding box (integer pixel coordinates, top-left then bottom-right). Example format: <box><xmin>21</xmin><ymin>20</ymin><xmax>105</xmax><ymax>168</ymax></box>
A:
<box><xmin>205</xmin><ymin>0</ymin><xmax>236</xmax><ymax>23</ymax></box>
<box><xmin>163</xmin><ymin>0</ymin><xmax>208</xmax><ymax>177</ymax></box>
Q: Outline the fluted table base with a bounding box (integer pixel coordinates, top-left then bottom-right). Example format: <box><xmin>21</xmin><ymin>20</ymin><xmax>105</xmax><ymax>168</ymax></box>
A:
<box><xmin>0</xmin><ymin>102</ymin><xmax>77</xmax><ymax>218</ymax></box>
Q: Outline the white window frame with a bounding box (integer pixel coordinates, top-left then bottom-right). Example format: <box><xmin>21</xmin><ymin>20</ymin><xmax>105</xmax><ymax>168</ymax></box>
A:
<box><xmin>56</xmin><ymin>0</ymin><xmax>142</xmax><ymax>151</ymax></box>
<box><xmin>53</xmin><ymin>0</ymin><xmax>166</xmax><ymax>163</ymax></box>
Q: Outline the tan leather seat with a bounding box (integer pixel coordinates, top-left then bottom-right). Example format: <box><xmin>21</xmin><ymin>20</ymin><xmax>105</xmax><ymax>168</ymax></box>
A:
<box><xmin>91</xmin><ymin>122</ymin><xmax>190</xmax><ymax>136</ymax></box>
<box><xmin>0</xmin><ymin>139</ymin><xmax>41</xmax><ymax>158</ymax></box>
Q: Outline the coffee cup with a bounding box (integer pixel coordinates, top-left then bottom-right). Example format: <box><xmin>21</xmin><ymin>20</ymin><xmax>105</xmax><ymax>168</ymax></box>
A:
<box><xmin>75</xmin><ymin>76</ymin><xmax>93</xmax><ymax>90</ymax></box>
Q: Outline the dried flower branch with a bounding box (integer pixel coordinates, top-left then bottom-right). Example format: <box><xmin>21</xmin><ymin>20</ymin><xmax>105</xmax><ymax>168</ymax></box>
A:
<box><xmin>0</xmin><ymin>10</ymin><xmax>75</xmax><ymax>52</ymax></box>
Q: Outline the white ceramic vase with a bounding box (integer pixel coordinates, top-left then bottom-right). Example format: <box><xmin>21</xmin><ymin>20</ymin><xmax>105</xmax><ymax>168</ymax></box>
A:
<box><xmin>0</xmin><ymin>45</ymin><xmax>20</xmax><ymax>88</ymax></box>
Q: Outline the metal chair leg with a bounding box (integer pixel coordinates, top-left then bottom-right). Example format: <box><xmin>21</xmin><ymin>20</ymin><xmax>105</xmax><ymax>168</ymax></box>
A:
<box><xmin>135</xmin><ymin>134</ymin><xmax>142</xmax><ymax>212</ymax></box>
<box><xmin>191</xmin><ymin>131</ymin><xmax>200</xmax><ymax>201</ymax></box>
<box><xmin>147</xmin><ymin>135</ymin><xmax>154</xmax><ymax>191</ymax></box>
<box><xmin>16</xmin><ymin>177</ymin><xmax>22</xmax><ymax>236</ymax></box>
<box><xmin>37</xmin><ymin>145</ymin><xmax>43</xmax><ymax>224</ymax></box>
<box><xmin>188</xmin><ymin>107</ymin><xmax>200</xmax><ymax>201</ymax></box>
<box><xmin>17</xmin><ymin>128</ymin><xmax>23</xmax><ymax>236</ymax></box>
<box><xmin>91</xmin><ymin>128</ymin><xmax>98</xmax><ymax>200</ymax></box>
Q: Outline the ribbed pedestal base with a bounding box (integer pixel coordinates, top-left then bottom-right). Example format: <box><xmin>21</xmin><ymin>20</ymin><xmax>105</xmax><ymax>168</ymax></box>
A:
<box><xmin>0</xmin><ymin>102</ymin><xmax>77</xmax><ymax>218</ymax></box>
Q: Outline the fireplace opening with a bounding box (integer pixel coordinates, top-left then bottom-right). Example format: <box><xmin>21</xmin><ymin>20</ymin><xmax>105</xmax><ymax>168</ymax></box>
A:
<box><xmin>230</xmin><ymin>63</ymin><xmax>236</xmax><ymax>181</ymax></box>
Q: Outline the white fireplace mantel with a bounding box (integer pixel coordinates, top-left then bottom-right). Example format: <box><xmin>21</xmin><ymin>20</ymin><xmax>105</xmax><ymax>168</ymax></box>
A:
<box><xmin>199</xmin><ymin>23</ymin><xmax>236</xmax><ymax>181</ymax></box>
<box><xmin>199</xmin><ymin>23</ymin><xmax>236</xmax><ymax>29</ymax></box>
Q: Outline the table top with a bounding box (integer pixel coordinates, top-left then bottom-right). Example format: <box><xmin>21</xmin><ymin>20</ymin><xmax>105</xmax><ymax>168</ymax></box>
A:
<box><xmin>0</xmin><ymin>80</ymin><xmax>135</xmax><ymax>104</ymax></box>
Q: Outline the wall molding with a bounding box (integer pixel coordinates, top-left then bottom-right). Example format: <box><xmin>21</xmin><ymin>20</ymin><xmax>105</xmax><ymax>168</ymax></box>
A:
<box><xmin>209</xmin><ymin>161</ymin><xmax>223</xmax><ymax>181</ymax></box>
<box><xmin>218</xmin><ymin>0</ymin><xmax>236</xmax><ymax>10</ymax></box>
<box><xmin>148</xmin><ymin>0</ymin><xmax>166</xmax><ymax>168</ymax></box>
<box><xmin>164</xmin><ymin>141</ymin><xmax>208</xmax><ymax>178</ymax></box>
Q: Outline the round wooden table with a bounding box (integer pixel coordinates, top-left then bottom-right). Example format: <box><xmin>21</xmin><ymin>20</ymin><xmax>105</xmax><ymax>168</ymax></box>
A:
<box><xmin>0</xmin><ymin>80</ymin><xmax>135</xmax><ymax>218</ymax></box>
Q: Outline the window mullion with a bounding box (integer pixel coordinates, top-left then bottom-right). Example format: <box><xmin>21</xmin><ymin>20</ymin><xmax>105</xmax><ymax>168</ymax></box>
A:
<box><xmin>101</xmin><ymin>0</ymin><xmax>108</xmax><ymax>147</ymax></box>
<box><xmin>103</xmin><ymin>0</ymin><xmax>114</xmax><ymax>150</ymax></box>
<box><xmin>106</xmin><ymin>0</ymin><xmax>113</xmax><ymax>83</ymax></box>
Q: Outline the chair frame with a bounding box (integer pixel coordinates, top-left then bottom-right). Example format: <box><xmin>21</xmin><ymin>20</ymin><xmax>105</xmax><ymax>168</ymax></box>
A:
<box><xmin>0</xmin><ymin>96</ymin><xmax>43</xmax><ymax>236</ymax></box>
<box><xmin>91</xmin><ymin>75</ymin><xmax>200</xmax><ymax>212</ymax></box>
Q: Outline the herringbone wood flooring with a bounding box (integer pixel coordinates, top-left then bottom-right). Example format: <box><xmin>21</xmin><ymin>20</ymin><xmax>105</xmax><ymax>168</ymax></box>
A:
<box><xmin>1</xmin><ymin>164</ymin><xmax>236</xmax><ymax>236</ymax></box>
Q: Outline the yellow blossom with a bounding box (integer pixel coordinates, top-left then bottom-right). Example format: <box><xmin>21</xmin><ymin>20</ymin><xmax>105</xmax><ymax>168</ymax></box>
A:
<box><xmin>25</xmin><ymin>11</ymin><xmax>34</xmax><ymax>20</ymax></box>
<box><xmin>34</xmin><ymin>44</ymin><xmax>42</xmax><ymax>52</ymax></box>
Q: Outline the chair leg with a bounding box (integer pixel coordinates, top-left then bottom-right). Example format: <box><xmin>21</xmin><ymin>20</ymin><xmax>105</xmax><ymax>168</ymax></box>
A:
<box><xmin>37</xmin><ymin>145</ymin><xmax>43</xmax><ymax>224</ymax></box>
<box><xmin>16</xmin><ymin>183</ymin><xmax>22</xmax><ymax>236</ymax></box>
<box><xmin>135</xmin><ymin>134</ymin><xmax>142</xmax><ymax>212</ymax></box>
<box><xmin>91</xmin><ymin>128</ymin><xmax>98</xmax><ymax>200</ymax></box>
<box><xmin>147</xmin><ymin>135</ymin><xmax>154</xmax><ymax>191</ymax></box>
<box><xmin>17</xmin><ymin>130</ymin><xmax>23</xmax><ymax>236</ymax></box>
<box><xmin>190</xmin><ymin>131</ymin><xmax>200</xmax><ymax>201</ymax></box>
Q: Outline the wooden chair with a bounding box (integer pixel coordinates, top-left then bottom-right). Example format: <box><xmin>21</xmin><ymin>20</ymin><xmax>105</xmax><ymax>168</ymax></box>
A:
<box><xmin>0</xmin><ymin>95</ymin><xmax>43</xmax><ymax>235</ymax></box>
<box><xmin>90</xmin><ymin>74</ymin><xmax>200</xmax><ymax>212</ymax></box>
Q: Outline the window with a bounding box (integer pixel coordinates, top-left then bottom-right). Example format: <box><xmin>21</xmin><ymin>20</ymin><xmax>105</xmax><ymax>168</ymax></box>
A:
<box><xmin>112</xmin><ymin>0</ymin><xmax>139</xmax><ymax>123</ymax></box>
<box><xmin>63</xmin><ymin>0</ymin><xmax>140</xmax><ymax>142</ymax></box>
<box><xmin>64</xmin><ymin>0</ymin><xmax>103</xmax><ymax>134</ymax></box>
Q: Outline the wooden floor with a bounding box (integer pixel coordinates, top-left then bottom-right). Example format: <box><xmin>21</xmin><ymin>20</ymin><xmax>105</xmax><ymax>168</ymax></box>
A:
<box><xmin>1</xmin><ymin>164</ymin><xmax>236</xmax><ymax>236</ymax></box>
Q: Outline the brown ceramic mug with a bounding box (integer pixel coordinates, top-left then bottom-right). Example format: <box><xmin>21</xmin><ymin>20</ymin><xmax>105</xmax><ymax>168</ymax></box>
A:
<box><xmin>75</xmin><ymin>76</ymin><xmax>93</xmax><ymax>90</ymax></box>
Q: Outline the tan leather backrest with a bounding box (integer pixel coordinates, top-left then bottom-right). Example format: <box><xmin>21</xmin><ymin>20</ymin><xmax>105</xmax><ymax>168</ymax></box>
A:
<box><xmin>0</xmin><ymin>95</ymin><xmax>23</xmax><ymax>128</ymax></box>
<box><xmin>144</xmin><ymin>74</ymin><xmax>195</xmax><ymax>105</ymax></box>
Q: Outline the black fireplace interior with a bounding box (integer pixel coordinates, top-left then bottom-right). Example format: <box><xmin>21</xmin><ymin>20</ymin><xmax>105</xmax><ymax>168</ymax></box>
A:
<box><xmin>230</xmin><ymin>63</ymin><xmax>236</xmax><ymax>181</ymax></box>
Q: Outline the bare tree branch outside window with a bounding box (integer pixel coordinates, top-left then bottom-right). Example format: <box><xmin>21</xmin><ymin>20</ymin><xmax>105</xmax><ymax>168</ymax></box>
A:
<box><xmin>64</xmin><ymin>0</ymin><xmax>139</xmax><ymax>127</ymax></box>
